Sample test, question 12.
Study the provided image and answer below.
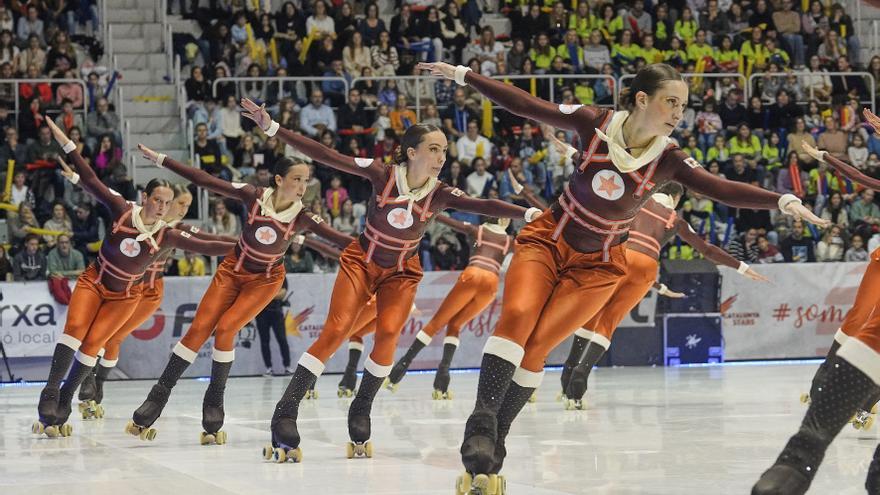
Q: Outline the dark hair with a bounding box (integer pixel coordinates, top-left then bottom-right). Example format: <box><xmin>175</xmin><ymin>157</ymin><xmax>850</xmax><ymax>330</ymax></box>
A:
<box><xmin>657</xmin><ymin>181</ymin><xmax>684</xmax><ymax>198</ymax></box>
<box><xmin>273</xmin><ymin>156</ymin><xmax>308</xmax><ymax>177</ymax></box>
<box><xmin>619</xmin><ymin>63</ymin><xmax>684</xmax><ymax>110</ymax></box>
<box><xmin>144</xmin><ymin>178</ymin><xmax>173</xmax><ymax>195</ymax></box>
<box><xmin>24</xmin><ymin>233</ymin><xmax>39</xmax><ymax>244</ymax></box>
<box><xmin>392</xmin><ymin>123</ymin><xmax>442</xmax><ymax>165</ymax></box>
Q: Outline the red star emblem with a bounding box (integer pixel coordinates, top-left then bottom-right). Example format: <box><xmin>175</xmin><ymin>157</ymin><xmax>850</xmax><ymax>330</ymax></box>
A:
<box><xmin>597</xmin><ymin>174</ymin><xmax>622</xmax><ymax>198</ymax></box>
<box><xmin>122</xmin><ymin>240</ymin><xmax>139</xmax><ymax>256</ymax></box>
<box><xmin>391</xmin><ymin>210</ymin><xmax>409</xmax><ymax>227</ymax></box>
<box><xmin>258</xmin><ymin>228</ymin><xmax>276</xmax><ymax>243</ymax></box>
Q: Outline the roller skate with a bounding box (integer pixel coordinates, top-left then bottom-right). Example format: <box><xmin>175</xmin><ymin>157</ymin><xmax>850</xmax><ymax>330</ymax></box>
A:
<box><xmin>563</xmin><ymin>363</ymin><xmax>591</xmax><ymax>410</ymax></box>
<box><xmin>455</xmin><ymin>473</ymin><xmax>506</xmax><ymax>495</ymax></box>
<box><xmin>264</xmin><ymin>412</ymin><xmax>303</xmax><ymax>463</ymax></box>
<box><xmin>799</xmin><ymin>393</ymin><xmax>811</xmax><ymax>404</ymax></box>
<box><xmin>304</xmin><ymin>387</ymin><xmax>318</xmax><ymax>400</ymax></box>
<box><xmin>32</xmin><ymin>388</ymin><xmax>72</xmax><ymax>437</ymax></box>
<box><xmin>346</xmin><ymin>414</ymin><xmax>374</xmax><ymax>458</ymax></box>
<box><xmin>337</xmin><ymin>367</ymin><xmax>357</xmax><ymax>398</ymax></box>
<box><xmin>432</xmin><ymin>365</ymin><xmax>453</xmax><ymax>400</ymax></box>
<box><xmin>851</xmin><ymin>405</ymin><xmax>877</xmax><ymax>430</ymax></box>
<box><xmin>200</xmin><ymin>396</ymin><xmax>227</xmax><ymax>445</ymax></box>
<box><xmin>382</xmin><ymin>377</ymin><xmax>399</xmax><ymax>392</ymax></box>
<box><xmin>126</xmin><ymin>384</ymin><xmax>170</xmax><ymax>441</ymax></box>
<box><xmin>78</xmin><ymin>368</ymin><xmax>104</xmax><ymax>420</ymax></box>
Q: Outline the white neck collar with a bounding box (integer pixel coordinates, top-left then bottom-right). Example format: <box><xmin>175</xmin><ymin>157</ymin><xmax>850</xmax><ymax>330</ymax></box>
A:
<box><xmin>257</xmin><ymin>187</ymin><xmax>304</xmax><ymax>223</ymax></box>
<box><xmin>651</xmin><ymin>193</ymin><xmax>676</xmax><ymax>210</ymax></box>
<box><xmin>595</xmin><ymin>111</ymin><xmax>670</xmax><ymax>173</ymax></box>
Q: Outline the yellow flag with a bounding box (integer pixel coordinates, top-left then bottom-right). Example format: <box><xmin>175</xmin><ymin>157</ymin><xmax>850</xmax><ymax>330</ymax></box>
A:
<box><xmin>481</xmin><ymin>98</ymin><xmax>493</xmax><ymax>138</ymax></box>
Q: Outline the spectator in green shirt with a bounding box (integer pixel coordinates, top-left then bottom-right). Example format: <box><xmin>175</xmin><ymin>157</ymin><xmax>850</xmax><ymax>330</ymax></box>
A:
<box><xmin>850</xmin><ymin>188</ymin><xmax>880</xmax><ymax>227</ymax></box>
<box><xmin>47</xmin><ymin>234</ymin><xmax>84</xmax><ymax>279</ymax></box>
<box><xmin>284</xmin><ymin>241</ymin><xmax>315</xmax><ymax>273</ymax></box>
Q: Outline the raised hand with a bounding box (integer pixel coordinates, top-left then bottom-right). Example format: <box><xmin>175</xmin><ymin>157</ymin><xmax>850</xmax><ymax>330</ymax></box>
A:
<box><xmin>240</xmin><ymin>98</ymin><xmax>271</xmax><ymax>131</ymax></box>
<box><xmin>44</xmin><ymin>116</ymin><xmax>70</xmax><ymax>145</ymax></box>
<box><xmin>663</xmin><ymin>289</ymin><xmax>687</xmax><ymax>299</ymax></box>
<box><xmin>785</xmin><ymin>201</ymin><xmax>831</xmax><ymax>228</ymax></box>
<box><xmin>864</xmin><ymin>108</ymin><xmax>880</xmax><ymax>136</ymax></box>
<box><xmin>416</xmin><ymin>62</ymin><xmax>456</xmax><ymax>80</ymax></box>
<box><xmin>801</xmin><ymin>141</ymin><xmax>826</xmax><ymax>163</ymax></box>
<box><xmin>56</xmin><ymin>157</ymin><xmax>77</xmax><ymax>182</ymax></box>
<box><xmin>507</xmin><ymin>168</ymin><xmax>523</xmax><ymax>194</ymax></box>
<box><xmin>138</xmin><ymin>143</ymin><xmax>161</xmax><ymax>165</ymax></box>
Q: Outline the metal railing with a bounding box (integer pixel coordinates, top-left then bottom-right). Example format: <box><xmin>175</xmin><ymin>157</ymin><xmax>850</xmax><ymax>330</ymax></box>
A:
<box><xmin>3</xmin><ymin>78</ymin><xmax>89</xmax><ymax>121</ymax></box>
<box><xmin>873</xmin><ymin>20</ymin><xmax>879</xmax><ymax>57</ymax></box>
<box><xmin>124</xmin><ymin>119</ymin><xmax>132</xmax><ymax>180</ymax></box>
<box><xmin>746</xmin><ymin>71</ymin><xmax>876</xmax><ymax>112</ymax></box>
<box><xmin>619</xmin><ymin>72</ymin><xmax>747</xmax><ymax>99</ymax></box>
<box><xmin>210</xmin><ymin>76</ymin><xmax>351</xmax><ymax>105</ymax></box>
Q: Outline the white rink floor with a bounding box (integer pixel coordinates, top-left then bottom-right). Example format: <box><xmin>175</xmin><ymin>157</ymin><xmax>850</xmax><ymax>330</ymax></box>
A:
<box><xmin>2</xmin><ymin>363</ymin><xmax>880</xmax><ymax>495</ymax></box>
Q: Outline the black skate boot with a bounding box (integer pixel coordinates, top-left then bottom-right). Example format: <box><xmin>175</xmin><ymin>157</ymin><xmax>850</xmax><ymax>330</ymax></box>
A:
<box><xmin>127</xmin><ymin>351</ymin><xmax>191</xmax><ymax>441</ymax></box>
<box><xmin>385</xmin><ymin>337</ymin><xmax>427</xmax><ymax>392</ymax></box>
<box><xmin>200</xmin><ymin>359</ymin><xmax>232</xmax><ymax>445</ymax></box>
<box><xmin>33</xmin><ymin>343</ymin><xmax>76</xmax><ymax>436</ymax></box>
<box><xmin>93</xmin><ymin>363</ymin><xmax>111</xmax><ymax>404</ymax></box>
<box><xmin>458</xmin><ymin>351</ymin><xmax>518</xmax><ymax>493</ymax></box>
<box><xmin>432</xmin><ymin>340</ymin><xmax>458</xmax><ymax>400</ymax></box>
<box><xmin>77</xmin><ymin>365</ymin><xmax>106</xmax><ymax>420</ymax></box>
<box><xmin>265</xmin><ymin>364</ymin><xmax>318</xmax><ymax>463</ymax></box>
<box><xmin>801</xmin><ymin>340</ymin><xmax>841</xmax><ymax>405</ymax></box>
<box><xmin>564</xmin><ymin>343</ymin><xmax>606</xmax><ymax>411</ymax></box>
<box><xmin>338</xmin><ymin>344</ymin><xmax>362</xmax><ymax>398</ymax></box>
<box><xmin>54</xmin><ymin>356</ymin><xmax>96</xmax><ymax>436</ymax></box>
<box><xmin>753</xmin><ymin>354</ymin><xmax>880</xmax><ymax>495</ymax></box>
<box><xmin>559</xmin><ymin>333</ymin><xmax>589</xmax><ymax>401</ymax></box>
<box><xmin>347</xmin><ymin>370</ymin><xmax>385</xmax><ymax>458</ymax></box>
<box><xmin>482</xmin><ymin>380</ymin><xmax>537</xmax><ymax>494</ymax></box>
<box><xmin>865</xmin><ymin>443</ymin><xmax>880</xmax><ymax>494</ymax></box>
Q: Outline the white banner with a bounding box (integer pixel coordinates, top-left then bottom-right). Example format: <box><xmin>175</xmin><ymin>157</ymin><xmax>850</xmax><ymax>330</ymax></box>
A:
<box><xmin>720</xmin><ymin>262</ymin><xmax>868</xmax><ymax>360</ymax></box>
<box><xmin>0</xmin><ymin>280</ymin><xmax>72</xmax><ymax>357</ymax></box>
<box><xmin>2</xmin><ymin>268</ymin><xmax>657</xmax><ymax>376</ymax></box>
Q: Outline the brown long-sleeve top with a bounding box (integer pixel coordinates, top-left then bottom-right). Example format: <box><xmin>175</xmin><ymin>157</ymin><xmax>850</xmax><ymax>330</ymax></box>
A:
<box><xmin>462</xmin><ymin>71</ymin><xmax>783</xmax><ymax>258</ymax></box>
<box><xmin>65</xmin><ymin>149</ymin><xmax>232</xmax><ymax>294</ymax></box>
<box><xmin>159</xmin><ymin>155</ymin><xmax>345</xmax><ymax>275</ymax></box>
<box><xmin>434</xmin><ymin>214</ymin><xmax>512</xmax><ymax>274</ymax></box>
<box><xmin>273</xmin><ymin>127</ymin><xmax>528</xmax><ymax>271</ymax></box>
<box><xmin>145</xmin><ymin>222</ymin><xmax>238</xmax><ymax>287</ymax></box>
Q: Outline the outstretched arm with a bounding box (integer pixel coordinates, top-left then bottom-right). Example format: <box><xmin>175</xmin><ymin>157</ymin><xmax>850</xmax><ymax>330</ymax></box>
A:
<box><xmin>434</xmin><ymin>213</ymin><xmax>478</xmax><ymax>236</ymax></box>
<box><xmin>443</xmin><ymin>188</ymin><xmax>540</xmax><ymax>222</ymax></box>
<box><xmin>804</xmin><ymin>141</ymin><xmax>880</xmax><ymax>191</ymax></box>
<box><xmin>675</xmin><ymin>218</ymin><xmax>769</xmax><ymax>281</ymax></box>
<box><xmin>176</xmin><ymin>222</ymin><xmax>239</xmax><ymax>244</ymax></box>
<box><xmin>507</xmin><ymin>168</ymin><xmax>549</xmax><ymax>210</ymax></box>
<box><xmin>296</xmin><ymin>211</ymin><xmax>357</xmax><ymax>249</ymax></box>
<box><xmin>417</xmin><ymin>62</ymin><xmax>600</xmax><ymax>134</ymax></box>
<box><xmin>47</xmin><ymin>119</ymin><xmax>127</xmax><ymax>215</ymax></box>
<box><xmin>140</xmin><ymin>144</ymin><xmax>257</xmax><ymax>202</ymax></box>
<box><xmin>301</xmin><ymin>236</ymin><xmax>343</xmax><ymax>259</ymax></box>
<box><xmin>164</xmin><ymin>229</ymin><xmax>235</xmax><ymax>257</ymax></box>
<box><xmin>240</xmin><ymin>98</ymin><xmax>385</xmax><ymax>182</ymax></box>
<box><xmin>671</xmin><ymin>153</ymin><xmax>829</xmax><ymax>227</ymax></box>
<box><xmin>653</xmin><ymin>281</ymin><xmax>687</xmax><ymax>298</ymax></box>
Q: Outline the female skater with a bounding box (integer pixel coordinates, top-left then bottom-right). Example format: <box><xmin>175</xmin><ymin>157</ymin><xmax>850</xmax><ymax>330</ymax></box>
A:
<box><xmin>63</xmin><ymin>172</ymin><xmax>238</xmax><ymax>419</ymax></box>
<box><xmin>754</xmin><ymin>116</ymin><xmax>880</xmax><ymax>494</ymax></box>
<box><xmin>417</xmin><ymin>61</ymin><xmax>825</xmax><ymax>493</ymax></box>
<box><xmin>128</xmin><ymin>144</ymin><xmax>344</xmax><ymax>445</ymax></box>
<box><xmin>33</xmin><ymin>119</ymin><xmax>232</xmax><ymax>438</ymax></box>
<box><xmin>384</xmin><ymin>213</ymin><xmax>512</xmax><ymax>400</ymax></box>
<box><xmin>238</xmin><ymin>97</ymin><xmax>539</xmax><ymax>462</ymax></box>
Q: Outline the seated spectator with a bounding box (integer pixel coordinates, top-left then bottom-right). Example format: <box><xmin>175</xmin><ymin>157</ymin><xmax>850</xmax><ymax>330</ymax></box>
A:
<box><xmin>440</xmin><ymin>1</ymin><xmax>467</xmax><ymax>63</ymax></box>
<box><xmin>8</xmin><ymin>202</ymin><xmax>38</xmax><ymax>249</ymax></box>
<box><xmin>300</xmin><ymin>89</ymin><xmax>336</xmax><ymax>138</ymax></box>
<box><xmin>583</xmin><ymin>30</ymin><xmax>611</xmax><ymax>73</ymax></box>
<box><xmin>322</xmin><ymin>59</ymin><xmax>351</xmax><ymax>107</ymax></box>
<box><xmin>309</xmin><ymin>197</ymin><xmax>332</xmax><ymax>225</ymax></box>
<box><xmin>389</xmin><ymin>94</ymin><xmax>417</xmax><ymax>134</ymax></box>
<box><xmin>18</xmin><ymin>34</ymin><xmax>44</xmax><ymax>75</ymax></box>
<box><xmin>777</xmin><ymin>152</ymin><xmax>810</xmax><ymax>198</ymax></box>
<box><xmin>93</xmin><ymin>134</ymin><xmax>122</xmax><ymax>180</ymax></box>
<box><xmin>431</xmin><ymin>237</ymin><xmax>461</xmax><ymax>270</ymax></box>
<box><xmin>370</xmin><ymin>30</ymin><xmax>399</xmax><ymax>77</ymax></box>
<box><xmin>192</xmin><ymin>97</ymin><xmax>224</xmax><ymax>148</ymax></box>
<box><xmin>54</xmin><ymin>98</ymin><xmax>84</xmax><ymax>134</ymax></box>
<box><xmin>233</xmin><ymin>133</ymin><xmax>259</xmax><ymax>178</ymax></box>
<box><xmin>47</xmin><ymin>234</ymin><xmax>84</xmax><ymax>279</ymax></box>
<box><xmin>831</xmin><ymin>55</ymin><xmax>868</xmax><ymax>100</ymax></box>
<box><xmin>12</xmin><ymin>234</ymin><xmax>46</xmax><ymax>281</ymax></box>
<box><xmin>16</xmin><ymin>5</ymin><xmax>43</xmax><ymax>45</ymax></box>
<box><xmin>343</xmin><ymin>31</ymin><xmax>372</xmax><ymax>77</ymax></box>
<box><xmin>846</xmin><ymin>234</ymin><xmax>869</xmax><ymax>262</ymax></box>
<box><xmin>499</xmin><ymin>157</ymin><xmax>533</xmax><ymax>203</ymax></box>
<box><xmin>206</xmin><ymin>198</ymin><xmax>241</xmax><ymax>238</ymax></box>
<box><xmin>306</xmin><ymin>0</ymin><xmax>336</xmax><ymax>40</ymax></box>
<box><xmin>475</xmin><ymin>26</ymin><xmax>506</xmax><ymax>75</ymax></box>
<box><xmin>788</xmin><ymin>117</ymin><xmax>818</xmax><ymax>166</ymax></box>
<box><xmin>850</xmin><ymin>188</ymin><xmax>880</xmax><ymax>229</ymax></box>
<box><xmin>849</xmin><ymin>133</ymin><xmax>869</xmax><ymax>170</ymax></box>
<box><xmin>332</xmin><ymin>198</ymin><xmax>359</xmax><ymax>236</ymax></box>
<box><xmin>728</xmin><ymin>124</ymin><xmax>762</xmax><ymax>166</ymax></box>
<box><xmin>726</xmin><ymin>228</ymin><xmax>760</xmax><ymax>263</ymax></box>
<box><xmin>817</xmin><ymin>225</ymin><xmax>846</xmax><ymax>262</ymax></box>
<box><xmin>18</xmin><ymin>97</ymin><xmax>44</xmax><ymax>141</ymax></box>
<box><xmin>42</xmin><ymin>202</ymin><xmax>72</xmax><ymax>249</ymax></box>
<box><xmin>441</xmin><ymin>88</ymin><xmax>477</xmax><ymax>140</ymax></box>
<box><xmin>177</xmin><ymin>249</ymin><xmax>206</xmax><ymax>276</ymax></box>
<box><xmin>465</xmin><ymin>157</ymin><xmax>495</xmax><ymax>198</ymax></box>
<box><xmin>0</xmin><ymin>128</ymin><xmax>27</xmax><ymax>173</ymax></box>
<box><xmin>220</xmin><ymin>95</ymin><xmax>244</xmax><ymax>151</ymax></box>
<box><xmin>324</xmin><ymin>175</ymin><xmax>349</xmax><ymax>218</ymax></box>
<box><xmin>85</xmin><ymin>97</ymin><xmax>121</xmax><ymax>149</ymax></box>
<box><xmin>358</xmin><ymin>2</ymin><xmax>386</xmax><ymax>46</ymax></box>
<box><xmin>45</xmin><ymin>31</ymin><xmax>77</xmax><ymax>77</ymax></box>
<box><xmin>756</xmin><ymin>235</ymin><xmax>784</xmax><ymax>263</ymax></box>
<box><xmin>781</xmin><ymin>219</ymin><xmax>817</xmax><ymax>262</ymax></box>
<box><xmin>71</xmin><ymin>202</ymin><xmax>99</xmax><ymax>255</ymax></box>
<box><xmin>0</xmin><ymin>29</ymin><xmax>17</xmax><ymax>66</ymax></box>
<box><xmin>285</xmin><ymin>241</ymin><xmax>314</xmax><ymax>273</ymax></box>
<box><xmin>767</xmin><ymin>90</ymin><xmax>802</xmax><ymax>133</ymax></box>
<box><xmin>456</xmin><ymin>120</ymin><xmax>492</xmax><ymax>167</ymax></box>
<box><xmin>194</xmin><ymin>122</ymin><xmax>228</xmax><ymax>180</ymax></box>
<box><xmin>817</xmin><ymin>116</ymin><xmax>849</xmax><ymax>161</ymax></box>
<box><xmin>0</xmin><ymin>245</ymin><xmax>12</xmax><ymax>281</ymax></box>
<box><xmin>185</xmin><ymin>65</ymin><xmax>211</xmax><ymax>108</ymax></box>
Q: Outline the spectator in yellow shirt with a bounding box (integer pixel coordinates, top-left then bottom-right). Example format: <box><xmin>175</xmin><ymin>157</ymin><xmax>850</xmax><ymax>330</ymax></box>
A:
<box><xmin>178</xmin><ymin>251</ymin><xmax>207</xmax><ymax>276</ymax></box>
<box><xmin>687</xmin><ymin>29</ymin><xmax>715</xmax><ymax>64</ymax></box>
<box><xmin>638</xmin><ymin>34</ymin><xmax>664</xmax><ymax>64</ymax></box>
<box><xmin>674</xmin><ymin>7</ymin><xmax>698</xmax><ymax>45</ymax></box>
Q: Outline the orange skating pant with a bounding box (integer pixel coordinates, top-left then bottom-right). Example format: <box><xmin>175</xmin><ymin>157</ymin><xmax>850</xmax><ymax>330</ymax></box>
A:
<box><xmin>843</xmin><ymin>248</ymin><xmax>880</xmax><ymax>352</ymax></box>
<box><xmin>581</xmin><ymin>249</ymin><xmax>658</xmax><ymax>340</ymax></box>
<box><xmin>492</xmin><ymin>210</ymin><xmax>627</xmax><ymax>372</ymax></box>
<box><xmin>307</xmin><ymin>240</ymin><xmax>422</xmax><ymax>366</ymax></box>
<box><xmin>179</xmin><ymin>253</ymin><xmax>285</xmax><ymax>353</ymax></box>
<box><xmin>422</xmin><ymin>265</ymin><xmax>499</xmax><ymax>339</ymax></box>
<box><xmin>64</xmin><ymin>264</ymin><xmax>144</xmax><ymax>357</ymax></box>
<box><xmin>349</xmin><ymin>297</ymin><xmax>378</xmax><ymax>343</ymax></box>
<box><xmin>102</xmin><ymin>279</ymin><xmax>164</xmax><ymax>361</ymax></box>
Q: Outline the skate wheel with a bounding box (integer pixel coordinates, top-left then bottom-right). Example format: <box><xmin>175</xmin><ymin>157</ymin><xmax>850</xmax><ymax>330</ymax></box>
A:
<box><xmin>125</xmin><ymin>420</ymin><xmax>138</xmax><ymax>436</ymax></box>
<box><xmin>262</xmin><ymin>444</ymin><xmax>274</xmax><ymax>460</ymax></box>
<box><xmin>78</xmin><ymin>401</ymin><xmax>89</xmax><ymax>413</ymax></box>
<box><xmin>799</xmin><ymin>393</ymin><xmax>810</xmax><ymax>404</ymax></box>
<box><xmin>383</xmin><ymin>378</ymin><xmax>398</xmax><ymax>393</ymax></box>
<box><xmin>200</xmin><ymin>432</ymin><xmax>215</xmax><ymax>445</ymax></box>
<box><xmin>59</xmin><ymin>423</ymin><xmax>73</xmax><ymax>437</ymax></box>
<box><xmin>337</xmin><ymin>389</ymin><xmax>344</xmax><ymax>398</ymax></box>
<box><xmin>446</xmin><ymin>390</ymin><xmax>453</xmax><ymax>400</ymax></box>
<box><xmin>346</xmin><ymin>442</ymin><xmax>355</xmax><ymax>459</ymax></box>
<box><xmin>95</xmin><ymin>405</ymin><xmax>104</xmax><ymax>419</ymax></box>
<box><xmin>456</xmin><ymin>473</ymin><xmax>472</xmax><ymax>495</ymax></box>
<box><xmin>44</xmin><ymin>425</ymin><xmax>60</xmax><ymax>438</ymax></box>
<box><xmin>287</xmin><ymin>447</ymin><xmax>302</xmax><ymax>462</ymax></box>
<box><xmin>273</xmin><ymin>447</ymin><xmax>287</xmax><ymax>463</ymax></box>
<box><xmin>364</xmin><ymin>441</ymin><xmax>373</xmax><ymax>458</ymax></box>
<box><xmin>873</xmin><ymin>404</ymin><xmax>879</xmax><ymax>414</ymax></box>
<box><xmin>866</xmin><ymin>416</ymin><xmax>876</xmax><ymax>431</ymax></box>
<box><xmin>528</xmin><ymin>391</ymin><xmax>537</xmax><ymax>403</ymax></box>
<box><xmin>141</xmin><ymin>428</ymin><xmax>157</xmax><ymax>441</ymax></box>
<box><xmin>31</xmin><ymin>421</ymin><xmax>44</xmax><ymax>435</ymax></box>
<box><xmin>216</xmin><ymin>431</ymin><xmax>227</xmax><ymax>445</ymax></box>
<box><xmin>472</xmin><ymin>474</ymin><xmax>492</xmax><ymax>493</ymax></box>
<box><xmin>497</xmin><ymin>475</ymin><xmax>507</xmax><ymax>495</ymax></box>
<box><xmin>432</xmin><ymin>390</ymin><xmax>442</xmax><ymax>400</ymax></box>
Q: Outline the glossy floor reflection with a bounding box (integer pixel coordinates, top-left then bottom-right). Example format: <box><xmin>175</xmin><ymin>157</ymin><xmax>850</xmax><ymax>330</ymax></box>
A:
<box><xmin>1</xmin><ymin>363</ymin><xmax>878</xmax><ymax>494</ymax></box>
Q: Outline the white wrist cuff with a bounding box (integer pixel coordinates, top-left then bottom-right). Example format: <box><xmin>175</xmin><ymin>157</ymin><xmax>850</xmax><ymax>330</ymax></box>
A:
<box><xmin>511</xmin><ymin>181</ymin><xmax>523</xmax><ymax>194</ymax></box>
<box><xmin>564</xmin><ymin>145</ymin><xmax>577</xmax><ymax>159</ymax></box>
<box><xmin>816</xmin><ymin>150</ymin><xmax>827</xmax><ymax>163</ymax></box>
<box><xmin>265</xmin><ymin>120</ymin><xmax>280</xmax><ymax>137</ymax></box>
<box><xmin>658</xmin><ymin>284</ymin><xmax>670</xmax><ymax>296</ymax></box>
<box><xmin>61</xmin><ymin>141</ymin><xmax>76</xmax><ymax>153</ymax></box>
<box><xmin>737</xmin><ymin>261</ymin><xmax>749</xmax><ymax>275</ymax></box>
<box><xmin>525</xmin><ymin>207</ymin><xmax>542</xmax><ymax>223</ymax></box>
<box><xmin>156</xmin><ymin>153</ymin><xmax>167</xmax><ymax>168</ymax></box>
<box><xmin>778</xmin><ymin>193</ymin><xmax>801</xmax><ymax>214</ymax></box>
<box><xmin>454</xmin><ymin>65</ymin><xmax>472</xmax><ymax>86</ymax></box>
<box><xmin>69</xmin><ymin>172</ymin><xmax>80</xmax><ymax>185</ymax></box>
<box><xmin>294</xmin><ymin>234</ymin><xmax>305</xmax><ymax>245</ymax></box>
